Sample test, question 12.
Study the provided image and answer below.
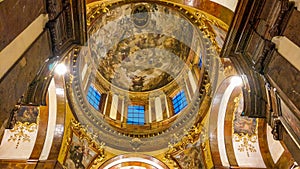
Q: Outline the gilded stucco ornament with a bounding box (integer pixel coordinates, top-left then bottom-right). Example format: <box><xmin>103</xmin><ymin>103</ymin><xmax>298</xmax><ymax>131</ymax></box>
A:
<box><xmin>8</xmin><ymin>122</ymin><xmax>37</xmax><ymax>149</ymax></box>
<box><xmin>232</xmin><ymin>96</ymin><xmax>258</xmax><ymax>157</ymax></box>
<box><xmin>7</xmin><ymin>105</ymin><xmax>39</xmax><ymax>149</ymax></box>
<box><xmin>62</xmin><ymin>119</ymin><xmax>106</xmax><ymax>169</ymax></box>
<box><xmin>163</xmin><ymin>122</ymin><xmax>207</xmax><ymax>168</ymax></box>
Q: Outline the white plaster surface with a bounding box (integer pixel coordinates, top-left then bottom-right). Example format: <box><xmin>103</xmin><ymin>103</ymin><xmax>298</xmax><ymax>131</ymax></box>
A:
<box><xmin>0</xmin><ymin>14</ymin><xmax>49</xmax><ymax>79</ymax></box>
<box><xmin>155</xmin><ymin>97</ymin><xmax>163</xmax><ymax>121</ymax></box>
<box><xmin>272</xmin><ymin>36</ymin><xmax>300</xmax><ymax>71</ymax></box>
<box><xmin>267</xmin><ymin>125</ymin><xmax>284</xmax><ymax>163</ymax></box>
<box><xmin>232</xmin><ymin>135</ymin><xmax>266</xmax><ymax>168</ymax></box>
<box><xmin>0</xmin><ymin>129</ymin><xmax>38</xmax><ymax>159</ymax></box>
<box><xmin>210</xmin><ymin>0</ymin><xmax>238</xmax><ymax>11</ymax></box>
<box><xmin>217</xmin><ymin>83</ymin><xmax>236</xmax><ymax>167</ymax></box>
<box><xmin>39</xmin><ymin>79</ymin><xmax>58</xmax><ymax>160</ymax></box>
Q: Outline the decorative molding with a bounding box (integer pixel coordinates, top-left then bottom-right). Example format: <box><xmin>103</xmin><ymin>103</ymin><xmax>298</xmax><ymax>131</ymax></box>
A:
<box><xmin>269</xmin><ymin>0</ymin><xmax>295</xmax><ymax>37</ymax></box>
<box><xmin>255</xmin><ymin>41</ymin><xmax>275</xmax><ymax>74</ymax></box>
<box><xmin>22</xmin><ymin>56</ymin><xmax>58</xmax><ymax>105</ymax></box>
<box><xmin>62</xmin><ymin>119</ymin><xmax>105</xmax><ymax>169</ymax></box>
<box><xmin>46</xmin><ymin>0</ymin><xmax>87</xmax><ymax>56</ymax></box>
<box><xmin>163</xmin><ymin>122</ymin><xmax>207</xmax><ymax>168</ymax></box>
<box><xmin>271</xmin><ymin>119</ymin><xmax>283</xmax><ymax>140</ymax></box>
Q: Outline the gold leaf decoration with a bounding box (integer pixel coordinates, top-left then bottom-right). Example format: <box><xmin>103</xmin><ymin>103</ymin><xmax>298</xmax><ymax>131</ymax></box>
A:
<box><xmin>8</xmin><ymin>122</ymin><xmax>37</xmax><ymax>149</ymax></box>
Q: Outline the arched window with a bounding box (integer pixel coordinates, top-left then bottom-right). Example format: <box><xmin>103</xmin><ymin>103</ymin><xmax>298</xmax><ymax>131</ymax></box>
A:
<box><xmin>127</xmin><ymin>105</ymin><xmax>145</xmax><ymax>125</ymax></box>
<box><xmin>172</xmin><ymin>90</ymin><xmax>188</xmax><ymax>114</ymax></box>
<box><xmin>87</xmin><ymin>85</ymin><xmax>101</xmax><ymax>110</ymax></box>
<box><xmin>198</xmin><ymin>53</ymin><xmax>203</xmax><ymax>68</ymax></box>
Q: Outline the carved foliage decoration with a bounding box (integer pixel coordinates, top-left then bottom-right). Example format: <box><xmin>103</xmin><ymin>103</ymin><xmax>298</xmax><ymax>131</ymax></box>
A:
<box><xmin>271</xmin><ymin>119</ymin><xmax>283</xmax><ymax>140</ymax></box>
<box><xmin>46</xmin><ymin>0</ymin><xmax>63</xmax><ymax>20</ymax></box>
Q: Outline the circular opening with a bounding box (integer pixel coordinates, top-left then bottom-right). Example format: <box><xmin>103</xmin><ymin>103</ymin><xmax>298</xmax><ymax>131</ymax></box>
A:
<box><xmin>99</xmin><ymin>154</ymin><xmax>169</xmax><ymax>169</ymax></box>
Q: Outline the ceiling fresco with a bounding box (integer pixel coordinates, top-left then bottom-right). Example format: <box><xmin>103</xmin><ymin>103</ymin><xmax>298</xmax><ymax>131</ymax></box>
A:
<box><xmin>95</xmin><ymin>34</ymin><xmax>192</xmax><ymax>92</ymax></box>
<box><xmin>88</xmin><ymin>2</ymin><xmax>196</xmax><ymax>91</ymax></box>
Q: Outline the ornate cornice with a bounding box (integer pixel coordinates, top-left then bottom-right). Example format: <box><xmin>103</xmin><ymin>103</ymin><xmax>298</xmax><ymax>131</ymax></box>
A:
<box><xmin>46</xmin><ymin>0</ymin><xmax>87</xmax><ymax>56</ymax></box>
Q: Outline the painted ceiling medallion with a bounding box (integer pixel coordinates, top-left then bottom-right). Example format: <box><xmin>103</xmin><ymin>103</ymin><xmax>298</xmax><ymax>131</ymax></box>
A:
<box><xmin>132</xmin><ymin>4</ymin><xmax>150</xmax><ymax>28</ymax></box>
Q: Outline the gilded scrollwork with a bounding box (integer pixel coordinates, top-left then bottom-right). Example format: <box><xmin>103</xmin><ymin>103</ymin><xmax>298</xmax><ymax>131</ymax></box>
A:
<box><xmin>234</xmin><ymin>135</ymin><xmax>257</xmax><ymax>157</ymax></box>
<box><xmin>87</xmin><ymin>2</ymin><xmax>109</xmax><ymax>26</ymax></box>
<box><xmin>8</xmin><ymin>122</ymin><xmax>37</xmax><ymax>149</ymax></box>
<box><xmin>164</xmin><ymin>122</ymin><xmax>207</xmax><ymax>168</ymax></box>
<box><xmin>7</xmin><ymin>105</ymin><xmax>39</xmax><ymax>149</ymax></box>
<box><xmin>63</xmin><ymin>119</ymin><xmax>105</xmax><ymax>169</ymax></box>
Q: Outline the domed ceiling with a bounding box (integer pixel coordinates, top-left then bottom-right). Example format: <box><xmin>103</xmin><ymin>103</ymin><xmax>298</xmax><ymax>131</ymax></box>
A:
<box><xmin>67</xmin><ymin>0</ymin><xmax>226</xmax><ymax>153</ymax></box>
<box><xmin>88</xmin><ymin>2</ymin><xmax>199</xmax><ymax>92</ymax></box>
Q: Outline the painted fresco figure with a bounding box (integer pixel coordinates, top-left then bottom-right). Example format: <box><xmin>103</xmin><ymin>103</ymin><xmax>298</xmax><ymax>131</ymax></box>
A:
<box><xmin>70</xmin><ymin>145</ymin><xmax>85</xmax><ymax>169</ymax></box>
<box><xmin>131</xmin><ymin>75</ymin><xmax>146</xmax><ymax>91</ymax></box>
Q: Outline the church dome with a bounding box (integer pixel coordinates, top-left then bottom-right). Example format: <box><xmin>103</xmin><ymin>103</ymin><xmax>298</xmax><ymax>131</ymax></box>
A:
<box><xmin>67</xmin><ymin>1</ymin><xmax>216</xmax><ymax>152</ymax></box>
